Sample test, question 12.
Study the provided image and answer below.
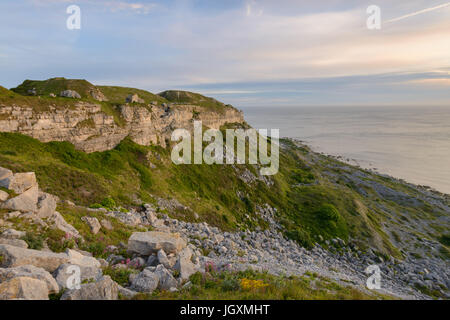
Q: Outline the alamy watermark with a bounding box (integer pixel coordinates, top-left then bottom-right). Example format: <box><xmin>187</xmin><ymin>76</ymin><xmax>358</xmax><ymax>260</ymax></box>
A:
<box><xmin>366</xmin><ymin>5</ymin><xmax>381</xmax><ymax>30</ymax></box>
<box><xmin>67</xmin><ymin>5</ymin><xmax>81</xmax><ymax>30</ymax></box>
<box><xmin>365</xmin><ymin>264</ymin><xmax>381</xmax><ymax>290</ymax></box>
<box><xmin>170</xmin><ymin>121</ymin><xmax>279</xmax><ymax>176</ymax></box>
<box><xmin>65</xmin><ymin>265</ymin><xmax>81</xmax><ymax>290</ymax></box>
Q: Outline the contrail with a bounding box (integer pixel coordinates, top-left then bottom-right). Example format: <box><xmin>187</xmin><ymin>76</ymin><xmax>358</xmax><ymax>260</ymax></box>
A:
<box><xmin>385</xmin><ymin>2</ymin><xmax>450</xmax><ymax>24</ymax></box>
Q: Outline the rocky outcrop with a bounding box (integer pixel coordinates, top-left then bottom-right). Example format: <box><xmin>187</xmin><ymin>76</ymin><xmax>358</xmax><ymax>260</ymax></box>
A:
<box><xmin>126</xmin><ymin>94</ymin><xmax>144</xmax><ymax>103</ymax></box>
<box><xmin>0</xmin><ymin>101</ymin><xmax>244</xmax><ymax>153</ymax></box>
<box><xmin>0</xmin><ymin>167</ymin><xmax>79</xmax><ymax>238</ymax></box>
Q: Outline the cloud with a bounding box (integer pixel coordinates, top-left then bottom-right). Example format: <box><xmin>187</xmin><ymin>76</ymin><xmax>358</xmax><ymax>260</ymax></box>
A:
<box><xmin>385</xmin><ymin>2</ymin><xmax>450</xmax><ymax>24</ymax></box>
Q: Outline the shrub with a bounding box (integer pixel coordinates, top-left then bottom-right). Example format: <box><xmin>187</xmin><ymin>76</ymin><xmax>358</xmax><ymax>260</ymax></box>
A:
<box><xmin>21</xmin><ymin>232</ymin><xmax>45</xmax><ymax>250</ymax></box>
<box><xmin>317</xmin><ymin>204</ymin><xmax>340</xmax><ymax>222</ymax></box>
<box><xmin>221</xmin><ymin>277</ymin><xmax>240</xmax><ymax>292</ymax></box>
<box><xmin>103</xmin><ymin>267</ymin><xmax>137</xmax><ymax>286</ymax></box>
<box><xmin>101</xmin><ymin>197</ymin><xmax>116</xmax><ymax>210</ymax></box>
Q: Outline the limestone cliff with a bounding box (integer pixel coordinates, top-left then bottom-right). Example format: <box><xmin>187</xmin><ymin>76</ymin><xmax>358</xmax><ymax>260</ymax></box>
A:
<box><xmin>0</xmin><ymin>85</ymin><xmax>244</xmax><ymax>152</ymax></box>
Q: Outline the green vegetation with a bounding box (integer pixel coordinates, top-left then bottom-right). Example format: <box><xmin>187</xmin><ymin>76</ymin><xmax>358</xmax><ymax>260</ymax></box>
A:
<box><xmin>0</xmin><ymin>128</ymin><xmax>442</xmax><ymax>257</ymax></box>
<box><xmin>21</xmin><ymin>232</ymin><xmax>45</xmax><ymax>250</ymax></box>
<box><xmin>131</xmin><ymin>269</ymin><xmax>390</xmax><ymax>300</ymax></box>
<box><xmin>11</xmin><ymin>78</ymin><xmax>98</xmax><ymax>99</ymax></box>
<box><xmin>103</xmin><ymin>266</ymin><xmax>139</xmax><ymax>287</ymax></box>
<box><xmin>98</xmin><ymin>86</ymin><xmax>168</xmax><ymax>105</ymax></box>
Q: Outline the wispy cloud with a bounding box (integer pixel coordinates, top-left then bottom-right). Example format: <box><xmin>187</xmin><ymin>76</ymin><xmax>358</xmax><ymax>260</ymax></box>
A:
<box><xmin>105</xmin><ymin>1</ymin><xmax>157</xmax><ymax>14</ymax></box>
<box><xmin>385</xmin><ymin>2</ymin><xmax>450</xmax><ymax>24</ymax></box>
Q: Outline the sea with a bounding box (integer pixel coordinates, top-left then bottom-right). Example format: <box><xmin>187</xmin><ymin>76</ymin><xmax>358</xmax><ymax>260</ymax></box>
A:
<box><xmin>242</xmin><ymin>106</ymin><xmax>450</xmax><ymax>195</ymax></box>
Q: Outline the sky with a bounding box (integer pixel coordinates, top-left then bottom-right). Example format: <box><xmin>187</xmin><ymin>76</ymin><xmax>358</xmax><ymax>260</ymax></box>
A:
<box><xmin>0</xmin><ymin>0</ymin><xmax>449</xmax><ymax>107</ymax></box>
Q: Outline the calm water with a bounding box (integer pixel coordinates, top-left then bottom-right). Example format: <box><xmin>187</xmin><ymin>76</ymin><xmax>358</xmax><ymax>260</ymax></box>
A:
<box><xmin>242</xmin><ymin>106</ymin><xmax>450</xmax><ymax>195</ymax></box>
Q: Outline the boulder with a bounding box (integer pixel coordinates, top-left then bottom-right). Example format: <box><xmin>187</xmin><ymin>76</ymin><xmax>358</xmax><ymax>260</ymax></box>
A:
<box><xmin>1</xmin><ymin>185</ymin><xmax>38</xmax><ymax>212</ymax></box>
<box><xmin>0</xmin><ymin>172</ymin><xmax>37</xmax><ymax>194</ymax></box>
<box><xmin>0</xmin><ymin>277</ymin><xmax>49</xmax><ymax>300</ymax></box>
<box><xmin>0</xmin><ymin>244</ymin><xmax>69</xmax><ymax>272</ymax></box>
<box><xmin>0</xmin><ymin>190</ymin><xmax>8</xmax><ymax>202</ymax></box>
<box><xmin>0</xmin><ymin>265</ymin><xmax>59</xmax><ymax>294</ymax></box>
<box><xmin>154</xmin><ymin>264</ymin><xmax>177</xmax><ymax>290</ymax></box>
<box><xmin>128</xmin><ymin>231</ymin><xmax>186</xmax><ymax>255</ymax></box>
<box><xmin>130</xmin><ymin>268</ymin><xmax>159</xmax><ymax>293</ymax></box>
<box><xmin>60</xmin><ymin>90</ymin><xmax>81</xmax><ymax>99</ymax></box>
<box><xmin>47</xmin><ymin>211</ymin><xmax>80</xmax><ymax>238</ymax></box>
<box><xmin>66</xmin><ymin>249</ymin><xmax>101</xmax><ymax>268</ymax></box>
<box><xmin>53</xmin><ymin>263</ymin><xmax>103</xmax><ymax>290</ymax></box>
<box><xmin>0</xmin><ymin>238</ymin><xmax>28</xmax><ymax>248</ymax></box>
<box><xmin>36</xmin><ymin>192</ymin><xmax>57</xmax><ymax>218</ymax></box>
<box><xmin>60</xmin><ymin>276</ymin><xmax>119</xmax><ymax>300</ymax></box>
<box><xmin>81</xmin><ymin>216</ymin><xmax>101</xmax><ymax>234</ymax></box>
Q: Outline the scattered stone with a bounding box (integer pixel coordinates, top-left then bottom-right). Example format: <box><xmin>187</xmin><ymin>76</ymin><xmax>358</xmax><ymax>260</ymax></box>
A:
<box><xmin>60</xmin><ymin>276</ymin><xmax>118</xmax><ymax>300</ymax></box>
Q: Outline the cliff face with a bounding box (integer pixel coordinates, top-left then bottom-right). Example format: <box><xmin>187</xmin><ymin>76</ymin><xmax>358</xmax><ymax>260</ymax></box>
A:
<box><xmin>0</xmin><ymin>102</ymin><xmax>244</xmax><ymax>152</ymax></box>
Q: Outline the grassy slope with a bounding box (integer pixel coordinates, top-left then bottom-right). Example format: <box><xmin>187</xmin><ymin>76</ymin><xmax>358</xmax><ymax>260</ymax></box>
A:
<box><xmin>2</xmin><ymin>130</ymin><xmax>447</xmax><ymax>259</ymax></box>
